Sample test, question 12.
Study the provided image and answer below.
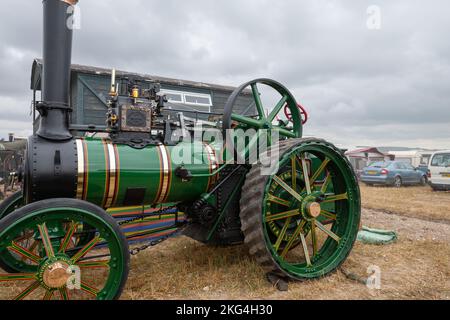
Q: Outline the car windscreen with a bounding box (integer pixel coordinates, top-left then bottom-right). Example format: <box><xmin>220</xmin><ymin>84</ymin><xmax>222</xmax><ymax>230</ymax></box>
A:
<box><xmin>368</xmin><ymin>161</ymin><xmax>389</xmax><ymax>168</ymax></box>
<box><xmin>431</xmin><ymin>153</ymin><xmax>450</xmax><ymax>167</ymax></box>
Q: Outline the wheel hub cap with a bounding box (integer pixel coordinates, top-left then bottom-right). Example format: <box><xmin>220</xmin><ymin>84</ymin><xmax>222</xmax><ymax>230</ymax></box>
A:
<box><xmin>306</xmin><ymin>202</ymin><xmax>321</xmax><ymax>218</ymax></box>
<box><xmin>41</xmin><ymin>261</ymin><xmax>71</xmax><ymax>289</ymax></box>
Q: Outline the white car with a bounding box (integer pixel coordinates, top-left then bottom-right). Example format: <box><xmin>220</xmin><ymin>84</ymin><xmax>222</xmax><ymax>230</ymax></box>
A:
<box><xmin>429</xmin><ymin>150</ymin><xmax>450</xmax><ymax>191</ymax></box>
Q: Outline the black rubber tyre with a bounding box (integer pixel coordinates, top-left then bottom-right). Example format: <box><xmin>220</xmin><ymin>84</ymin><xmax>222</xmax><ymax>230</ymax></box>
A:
<box><xmin>394</xmin><ymin>176</ymin><xmax>402</xmax><ymax>188</ymax></box>
<box><xmin>0</xmin><ymin>190</ymin><xmax>23</xmax><ymax>220</ymax></box>
<box><xmin>0</xmin><ymin>199</ymin><xmax>130</xmax><ymax>300</ymax></box>
<box><xmin>239</xmin><ymin>138</ymin><xmax>361</xmax><ymax>280</ymax></box>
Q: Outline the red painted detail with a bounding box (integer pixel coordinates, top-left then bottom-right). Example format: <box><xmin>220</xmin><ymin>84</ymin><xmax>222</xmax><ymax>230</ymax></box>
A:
<box><xmin>284</xmin><ymin>103</ymin><xmax>308</xmax><ymax>125</ymax></box>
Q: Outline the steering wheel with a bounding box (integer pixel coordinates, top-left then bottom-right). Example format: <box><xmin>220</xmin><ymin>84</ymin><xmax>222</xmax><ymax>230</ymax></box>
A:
<box><xmin>284</xmin><ymin>103</ymin><xmax>308</xmax><ymax>125</ymax></box>
<box><xmin>222</xmin><ymin>79</ymin><xmax>303</xmax><ymax>162</ymax></box>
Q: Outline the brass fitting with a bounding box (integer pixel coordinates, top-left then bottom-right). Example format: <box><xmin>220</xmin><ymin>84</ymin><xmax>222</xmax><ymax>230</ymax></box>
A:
<box><xmin>131</xmin><ymin>87</ymin><xmax>139</xmax><ymax>99</ymax></box>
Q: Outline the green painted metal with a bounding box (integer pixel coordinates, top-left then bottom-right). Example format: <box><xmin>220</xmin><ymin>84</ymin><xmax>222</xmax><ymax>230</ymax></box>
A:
<box><xmin>206</xmin><ymin>173</ymin><xmax>247</xmax><ymax>241</ymax></box>
<box><xmin>262</xmin><ymin>141</ymin><xmax>361</xmax><ymax>279</ymax></box>
<box><xmin>79</xmin><ymin>138</ymin><xmax>216</xmax><ymax>208</ymax></box>
<box><xmin>84</xmin><ymin>139</ymin><xmax>108</xmax><ymax>205</ymax></box>
<box><xmin>0</xmin><ymin>205</ymin><xmax>127</xmax><ymax>300</ymax></box>
<box><xmin>226</xmin><ymin>80</ymin><xmax>302</xmax><ymax>163</ymax></box>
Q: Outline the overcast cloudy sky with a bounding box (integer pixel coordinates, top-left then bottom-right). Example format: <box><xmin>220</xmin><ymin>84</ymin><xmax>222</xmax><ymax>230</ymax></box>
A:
<box><xmin>0</xmin><ymin>0</ymin><xmax>449</xmax><ymax>149</ymax></box>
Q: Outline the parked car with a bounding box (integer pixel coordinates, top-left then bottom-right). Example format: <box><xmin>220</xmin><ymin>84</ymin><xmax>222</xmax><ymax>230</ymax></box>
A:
<box><xmin>361</xmin><ymin>161</ymin><xmax>427</xmax><ymax>187</ymax></box>
<box><xmin>428</xmin><ymin>150</ymin><xmax>450</xmax><ymax>191</ymax></box>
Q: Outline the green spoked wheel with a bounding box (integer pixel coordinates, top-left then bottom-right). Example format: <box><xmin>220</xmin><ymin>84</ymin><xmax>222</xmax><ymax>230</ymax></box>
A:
<box><xmin>0</xmin><ymin>199</ymin><xmax>129</xmax><ymax>300</ymax></box>
<box><xmin>0</xmin><ymin>191</ymin><xmax>95</xmax><ymax>273</ymax></box>
<box><xmin>0</xmin><ymin>192</ymin><xmax>97</xmax><ymax>274</ymax></box>
<box><xmin>240</xmin><ymin>138</ymin><xmax>360</xmax><ymax>279</ymax></box>
<box><xmin>223</xmin><ymin>79</ymin><xmax>303</xmax><ymax>162</ymax></box>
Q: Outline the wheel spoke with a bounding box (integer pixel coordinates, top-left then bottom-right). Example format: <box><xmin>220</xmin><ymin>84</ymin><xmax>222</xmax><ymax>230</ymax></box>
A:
<box><xmin>71</xmin><ymin>236</ymin><xmax>101</xmax><ymax>263</ymax></box>
<box><xmin>251</xmin><ymin>83</ymin><xmax>266</xmax><ymax>120</ymax></box>
<box><xmin>273</xmin><ymin>175</ymin><xmax>303</xmax><ymax>202</ymax></box>
<box><xmin>315</xmin><ymin>220</ymin><xmax>340</xmax><ymax>242</ymax></box>
<box><xmin>37</xmin><ymin>223</ymin><xmax>55</xmax><ymax>258</ymax></box>
<box><xmin>27</xmin><ymin>241</ymin><xmax>39</xmax><ymax>255</ymax></box>
<box><xmin>311</xmin><ymin>221</ymin><xmax>318</xmax><ymax>256</ymax></box>
<box><xmin>320</xmin><ymin>209</ymin><xmax>337</xmax><ymax>220</ymax></box>
<box><xmin>81</xmin><ymin>281</ymin><xmax>100</xmax><ymax>297</ymax></box>
<box><xmin>267</xmin><ymin>194</ymin><xmax>291</xmax><ymax>207</ymax></box>
<box><xmin>299</xmin><ymin>232</ymin><xmax>312</xmax><ymax>267</ymax></box>
<box><xmin>268</xmin><ymin>95</ymin><xmax>289</xmax><ymax>122</ymax></box>
<box><xmin>0</xmin><ymin>273</ymin><xmax>36</xmax><ymax>282</ymax></box>
<box><xmin>311</xmin><ymin>158</ymin><xmax>330</xmax><ymax>186</ymax></box>
<box><xmin>14</xmin><ymin>281</ymin><xmax>40</xmax><ymax>300</ymax></box>
<box><xmin>291</xmin><ymin>155</ymin><xmax>297</xmax><ymax>191</ymax></box>
<box><xmin>281</xmin><ymin>220</ymin><xmax>306</xmax><ymax>258</ymax></box>
<box><xmin>265</xmin><ymin>209</ymin><xmax>300</xmax><ymax>222</ymax></box>
<box><xmin>78</xmin><ymin>260</ymin><xmax>110</xmax><ymax>269</ymax></box>
<box><xmin>59</xmin><ymin>221</ymin><xmax>79</xmax><ymax>253</ymax></box>
<box><xmin>230</xmin><ymin>113</ymin><xmax>262</xmax><ymax>128</ymax></box>
<box><xmin>322</xmin><ymin>193</ymin><xmax>348</xmax><ymax>203</ymax></box>
<box><xmin>59</xmin><ymin>287</ymin><xmax>70</xmax><ymax>300</ymax></box>
<box><xmin>273</xmin><ymin>126</ymin><xmax>297</xmax><ymax>138</ymax></box>
<box><xmin>320</xmin><ymin>172</ymin><xmax>332</xmax><ymax>193</ymax></box>
<box><xmin>8</xmin><ymin>241</ymin><xmax>41</xmax><ymax>263</ymax></box>
<box><xmin>43</xmin><ymin>290</ymin><xmax>54</xmax><ymax>301</ymax></box>
<box><xmin>273</xmin><ymin>218</ymin><xmax>292</xmax><ymax>252</ymax></box>
<box><xmin>300</xmin><ymin>154</ymin><xmax>312</xmax><ymax>194</ymax></box>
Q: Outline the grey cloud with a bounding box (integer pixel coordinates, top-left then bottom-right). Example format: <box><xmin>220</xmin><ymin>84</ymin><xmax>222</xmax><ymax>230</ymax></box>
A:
<box><xmin>0</xmin><ymin>0</ymin><xmax>449</xmax><ymax>149</ymax></box>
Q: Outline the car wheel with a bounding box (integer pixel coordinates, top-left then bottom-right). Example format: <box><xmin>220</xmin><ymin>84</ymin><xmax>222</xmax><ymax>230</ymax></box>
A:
<box><xmin>394</xmin><ymin>176</ymin><xmax>402</xmax><ymax>188</ymax></box>
<box><xmin>420</xmin><ymin>176</ymin><xmax>427</xmax><ymax>186</ymax></box>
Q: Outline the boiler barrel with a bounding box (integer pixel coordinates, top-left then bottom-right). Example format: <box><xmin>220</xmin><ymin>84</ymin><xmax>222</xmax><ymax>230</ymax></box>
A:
<box><xmin>76</xmin><ymin>138</ymin><xmax>219</xmax><ymax>208</ymax></box>
<box><xmin>24</xmin><ymin>137</ymin><xmax>219</xmax><ymax>208</ymax></box>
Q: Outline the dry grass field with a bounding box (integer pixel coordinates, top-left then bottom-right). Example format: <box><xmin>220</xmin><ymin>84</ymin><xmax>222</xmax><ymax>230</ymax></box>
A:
<box><xmin>121</xmin><ymin>185</ymin><xmax>450</xmax><ymax>300</ymax></box>
<box><xmin>360</xmin><ymin>184</ymin><xmax>450</xmax><ymax>223</ymax></box>
<box><xmin>1</xmin><ymin>185</ymin><xmax>449</xmax><ymax>300</ymax></box>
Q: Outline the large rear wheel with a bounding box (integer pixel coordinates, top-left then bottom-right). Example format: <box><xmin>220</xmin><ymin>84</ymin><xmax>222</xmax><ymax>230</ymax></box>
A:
<box><xmin>240</xmin><ymin>138</ymin><xmax>360</xmax><ymax>279</ymax></box>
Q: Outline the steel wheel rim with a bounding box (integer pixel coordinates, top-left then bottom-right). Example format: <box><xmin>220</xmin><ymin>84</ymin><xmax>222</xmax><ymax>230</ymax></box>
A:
<box><xmin>262</xmin><ymin>143</ymin><xmax>360</xmax><ymax>278</ymax></box>
<box><xmin>0</xmin><ymin>207</ymin><xmax>127</xmax><ymax>300</ymax></box>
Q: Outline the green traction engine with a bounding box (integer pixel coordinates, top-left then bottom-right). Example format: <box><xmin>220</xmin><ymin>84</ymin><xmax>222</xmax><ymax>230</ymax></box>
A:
<box><xmin>0</xmin><ymin>0</ymin><xmax>361</xmax><ymax>300</ymax></box>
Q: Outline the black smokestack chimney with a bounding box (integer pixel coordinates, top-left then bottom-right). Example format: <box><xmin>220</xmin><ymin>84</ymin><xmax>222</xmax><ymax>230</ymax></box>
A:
<box><xmin>37</xmin><ymin>0</ymin><xmax>78</xmax><ymax>141</ymax></box>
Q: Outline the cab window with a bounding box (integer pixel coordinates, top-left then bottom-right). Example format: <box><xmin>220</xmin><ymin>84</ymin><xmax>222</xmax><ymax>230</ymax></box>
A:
<box><xmin>431</xmin><ymin>153</ymin><xmax>450</xmax><ymax>167</ymax></box>
<box><xmin>395</xmin><ymin>162</ymin><xmax>406</xmax><ymax>169</ymax></box>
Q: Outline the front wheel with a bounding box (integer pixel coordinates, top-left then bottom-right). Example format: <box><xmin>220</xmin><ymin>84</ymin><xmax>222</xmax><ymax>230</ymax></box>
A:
<box><xmin>0</xmin><ymin>199</ymin><xmax>129</xmax><ymax>300</ymax></box>
<box><xmin>240</xmin><ymin>138</ymin><xmax>361</xmax><ymax>280</ymax></box>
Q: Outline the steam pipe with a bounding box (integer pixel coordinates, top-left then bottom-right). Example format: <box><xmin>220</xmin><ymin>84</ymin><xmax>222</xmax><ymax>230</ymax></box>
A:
<box><xmin>36</xmin><ymin>0</ymin><xmax>78</xmax><ymax>141</ymax></box>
